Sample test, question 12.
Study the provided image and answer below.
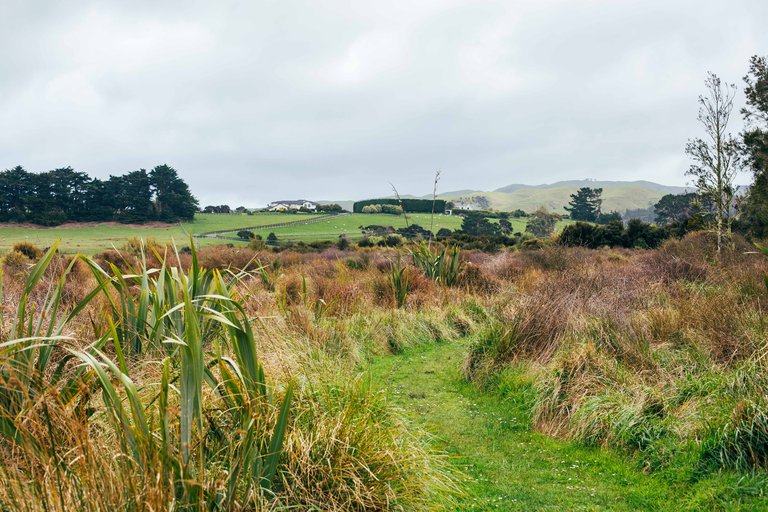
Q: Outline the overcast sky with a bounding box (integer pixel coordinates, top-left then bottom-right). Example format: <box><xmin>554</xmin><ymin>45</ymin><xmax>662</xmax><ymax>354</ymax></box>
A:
<box><xmin>1</xmin><ymin>1</ymin><xmax>766</xmax><ymax>206</ymax></box>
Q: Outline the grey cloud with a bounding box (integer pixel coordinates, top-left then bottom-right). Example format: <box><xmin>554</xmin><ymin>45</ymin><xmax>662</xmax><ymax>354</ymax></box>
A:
<box><xmin>1</xmin><ymin>0</ymin><xmax>766</xmax><ymax>206</ymax></box>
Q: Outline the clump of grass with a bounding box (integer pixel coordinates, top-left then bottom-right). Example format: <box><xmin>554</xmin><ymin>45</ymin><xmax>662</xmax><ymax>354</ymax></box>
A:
<box><xmin>2</xmin><ymin>249</ymin><xmax>31</xmax><ymax>275</ymax></box>
<box><xmin>0</xmin><ymin>239</ymin><xmax>461</xmax><ymax>510</ymax></box>
<box><xmin>0</xmin><ymin>241</ymin><xmax>293</xmax><ymax>509</ymax></box>
<box><xmin>411</xmin><ymin>242</ymin><xmax>463</xmax><ymax>286</ymax></box>
<box><xmin>703</xmin><ymin>397</ymin><xmax>768</xmax><ymax>471</ymax></box>
<box><xmin>388</xmin><ymin>257</ymin><xmax>411</xmax><ymax>308</ymax></box>
<box><xmin>12</xmin><ymin>241</ymin><xmax>43</xmax><ymax>260</ymax></box>
<box><xmin>278</xmin><ymin>376</ymin><xmax>459</xmax><ymax>510</ymax></box>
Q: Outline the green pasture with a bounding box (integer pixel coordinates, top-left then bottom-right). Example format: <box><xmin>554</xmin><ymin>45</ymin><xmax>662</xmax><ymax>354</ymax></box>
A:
<box><xmin>242</xmin><ymin>213</ymin><xmax>464</xmax><ymax>242</ymax></box>
<box><xmin>0</xmin><ymin>212</ymin><xmax>572</xmax><ymax>254</ymax></box>
<box><xmin>0</xmin><ymin>213</ymin><xmax>320</xmax><ymax>253</ymax></box>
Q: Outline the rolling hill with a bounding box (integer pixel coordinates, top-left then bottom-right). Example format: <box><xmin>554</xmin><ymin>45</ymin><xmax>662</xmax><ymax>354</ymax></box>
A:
<box><xmin>435</xmin><ymin>180</ymin><xmax>690</xmax><ymax>214</ymax></box>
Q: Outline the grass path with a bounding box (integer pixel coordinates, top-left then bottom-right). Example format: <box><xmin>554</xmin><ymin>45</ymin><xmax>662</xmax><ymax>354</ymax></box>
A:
<box><xmin>370</xmin><ymin>340</ymin><xmax>679</xmax><ymax>511</ymax></box>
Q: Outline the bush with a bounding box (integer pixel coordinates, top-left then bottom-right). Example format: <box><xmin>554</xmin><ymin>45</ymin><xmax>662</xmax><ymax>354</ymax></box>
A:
<box><xmin>397</xmin><ymin>224</ymin><xmax>432</xmax><ymax>240</ymax></box>
<box><xmin>237</xmin><ymin>230</ymin><xmax>255</xmax><ymax>240</ymax></box>
<box><xmin>3</xmin><ymin>250</ymin><xmax>30</xmax><ymax>274</ymax></box>
<box><xmin>337</xmin><ymin>235</ymin><xmax>351</xmax><ymax>250</ymax></box>
<box><xmin>11</xmin><ymin>241</ymin><xmax>43</xmax><ymax>260</ymax></box>
<box><xmin>381</xmin><ymin>204</ymin><xmax>404</xmax><ymax>215</ymax></box>
<box><xmin>381</xmin><ymin>234</ymin><xmax>404</xmax><ymax>247</ymax></box>
<box><xmin>525</xmin><ymin>208</ymin><xmax>560</xmax><ymax>238</ymax></box>
<box><xmin>559</xmin><ymin>220</ymin><xmax>669</xmax><ymax>249</ymax></box>
<box><xmin>361</xmin><ymin>204</ymin><xmax>382</xmax><ymax>214</ymax></box>
<box><xmin>460</xmin><ymin>213</ymin><xmax>501</xmax><ymax>237</ymax></box>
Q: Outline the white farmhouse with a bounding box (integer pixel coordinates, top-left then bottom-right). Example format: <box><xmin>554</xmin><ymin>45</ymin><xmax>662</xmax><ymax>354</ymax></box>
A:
<box><xmin>267</xmin><ymin>200</ymin><xmax>318</xmax><ymax>212</ymax></box>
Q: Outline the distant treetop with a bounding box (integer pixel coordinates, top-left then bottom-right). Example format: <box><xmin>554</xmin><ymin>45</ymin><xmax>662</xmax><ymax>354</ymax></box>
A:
<box><xmin>0</xmin><ymin>164</ymin><xmax>198</xmax><ymax>225</ymax></box>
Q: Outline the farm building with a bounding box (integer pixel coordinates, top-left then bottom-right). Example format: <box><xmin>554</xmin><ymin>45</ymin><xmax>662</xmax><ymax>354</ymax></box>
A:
<box><xmin>267</xmin><ymin>200</ymin><xmax>318</xmax><ymax>211</ymax></box>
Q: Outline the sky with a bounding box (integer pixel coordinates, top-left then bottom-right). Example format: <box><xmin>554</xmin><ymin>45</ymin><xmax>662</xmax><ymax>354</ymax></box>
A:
<box><xmin>1</xmin><ymin>0</ymin><xmax>766</xmax><ymax>207</ymax></box>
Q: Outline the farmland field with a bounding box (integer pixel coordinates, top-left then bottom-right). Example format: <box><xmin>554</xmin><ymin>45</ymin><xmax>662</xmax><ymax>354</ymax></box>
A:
<box><xmin>0</xmin><ymin>213</ymin><xmax>322</xmax><ymax>253</ymax></box>
<box><xmin>0</xmin><ymin>212</ymin><xmax>575</xmax><ymax>254</ymax></box>
<box><xmin>237</xmin><ymin>213</ymin><xmax>464</xmax><ymax>242</ymax></box>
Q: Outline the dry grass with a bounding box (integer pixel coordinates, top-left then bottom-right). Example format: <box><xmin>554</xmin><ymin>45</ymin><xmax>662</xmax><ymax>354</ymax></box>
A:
<box><xmin>2</xmin><ymin>231</ymin><xmax>768</xmax><ymax>509</ymax></box>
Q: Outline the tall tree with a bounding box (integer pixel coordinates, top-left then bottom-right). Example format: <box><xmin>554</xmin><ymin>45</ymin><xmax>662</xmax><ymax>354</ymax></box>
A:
<box><xmin>111</xmin><ymin>170</ymin><xmax>153</xmax><ymax>223</ymax></box>
<box><xmin>0</xmin><ymin>166</ymin><xmax>33</xmax><ymax>222</ymax></box>
<box><xmin>460</xmin><ymin>213</ymin><xmax>500</xmax><ymax>236</ymax></box>
<box><xmin>739</xmin><ymin>55</ymin><xmax>768</xmax><ymax>238</ymax></box>
<box><xmin>685</xmin><ymin>72</ymin><xmax>741</xmax><ymax>255</ymax></box>
<box><xmin>525</xmin><ymin>207</ymin><xmax>559</xmax><ymax>238</ymax></box>
<box><xmin>654</xmin><ymin>193</ymin><xmax>703</xmax><ymax>226</ymax></box>
<box><xmin>149</xmin><ymin>164</ymin><xmax>199</xmax><ymax>221</ymax></box>
<box><xmin>564</xmin><ymin>187</ymin><xmax>603</xmax><ymax>222</ymax></box>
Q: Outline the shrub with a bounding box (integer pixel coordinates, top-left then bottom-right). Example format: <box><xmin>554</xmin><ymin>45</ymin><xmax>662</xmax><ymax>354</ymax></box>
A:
<box><xmin>381</xmin><ymin>234</ymin><xmax>404</xmax><ymax>247</ymax></box>
<box><xmin>345</xmin><ymin>254</ymin><xmax>370</xmax><ymax>270</ymax></box>
<box><xmin>361</xmin><ymin>204</ymin><xmax>382</xmax><ymax>214</ymax></box>
<box><xmin>3</xmin><ymin>250</ymin><xmax>30</xmax><ymax>274</ymax></box>
<box><xmin>381</xmin><ymin>204</ymin><xmax>404</xmax><ymax>215</ymax></box>
<box><xmin>337</xmin><ymin>235</ymin><xmax>351</xmax><ymax>250</ymax></box>
<box><xmin>11</xmin><ymin>241</ymin><xmax>43</xmax><ymax>260</ymax></box>
<box><xmin>525</xmin><ymin>208</ymin><xmax>560</xmax><ymax>238</ymax></box>
<box><xmin>397</xmin><ymin>224</ymin><xmax>432</xmax><ymax>240</ymax></box>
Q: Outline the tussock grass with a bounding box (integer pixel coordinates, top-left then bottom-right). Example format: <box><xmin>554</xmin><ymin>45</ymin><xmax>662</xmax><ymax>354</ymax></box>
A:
<box><xmin>3</xmin><ymin>231</ymin><xmax>768</xmax><ymax>509</ymax></box>
<box><xmin>464</xmin><ymin>233</ymin><xmax>768</xmax><ymax>488</ymax></box>
<box><xmin>0</xmin><ymin>240</ymin><xmax>459</xmax><ymax>510</ymax></box>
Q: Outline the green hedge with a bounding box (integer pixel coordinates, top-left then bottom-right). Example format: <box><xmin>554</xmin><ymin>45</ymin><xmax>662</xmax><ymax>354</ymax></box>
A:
<box><xmin>353</xmin><ymin>198</ymin><xmax>446</xmax><ymax>213</ymax></box>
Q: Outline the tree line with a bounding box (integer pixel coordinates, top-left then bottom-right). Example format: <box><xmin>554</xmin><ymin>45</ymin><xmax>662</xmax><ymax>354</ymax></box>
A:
<box><xmin>0</xmin><ymin>164</ymin><xmax>198</xmax><ymax>225</ymax></box>
<box><xmin>353</xmin><ymin>198</ymin><xmax>447</xmax><ymax>214</ymax></box>
<box><xmin>557</xmin><ymin>54</ymin><xmax>768</xmax><ymax>251</ymax></box>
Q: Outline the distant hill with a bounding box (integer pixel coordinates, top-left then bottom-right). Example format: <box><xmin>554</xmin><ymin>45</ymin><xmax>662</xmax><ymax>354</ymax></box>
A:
<box><xmin>436</xmin><ymin>180</ymin><xmax>690</xmax><ymax>214</ymax></box>
<box><xmin>317</xmin><ymin>200</ymin><xmax>356</xmax><ymax>212</ymax></box>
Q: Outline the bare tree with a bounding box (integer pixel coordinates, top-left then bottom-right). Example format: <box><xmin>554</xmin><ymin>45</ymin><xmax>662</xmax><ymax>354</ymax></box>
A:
<box><xmin>428</xmin><ymin>169</ymin><xmax>442</xmax><ymax>247</ymax></box>
<box><xmin>685</xmin><ymin>72</ymin><xmax>741</xmax><ymax>255</ymax></box>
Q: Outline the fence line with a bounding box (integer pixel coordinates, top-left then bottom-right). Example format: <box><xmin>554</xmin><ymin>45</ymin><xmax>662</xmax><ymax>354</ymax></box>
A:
<box><xmin>195</xmin><ymin>213</ymin><xmax>351</xmax><ymax>239</ymax></box>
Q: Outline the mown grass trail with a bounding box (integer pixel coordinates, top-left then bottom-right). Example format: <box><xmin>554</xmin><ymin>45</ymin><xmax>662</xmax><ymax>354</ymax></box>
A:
<box><xmin>370</xmin><ymin>340</ymin><xmax>679</xmax><ymax>511</ymax></box>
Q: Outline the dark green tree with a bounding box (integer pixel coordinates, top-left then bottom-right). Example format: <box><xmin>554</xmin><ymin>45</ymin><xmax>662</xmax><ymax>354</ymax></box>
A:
<box><xmin>654</xmin><ymin>193</ymin><xmax>703</xmax><ymax>225</ymax></box>
<box><xmin>149</xmin><ymin>164</ymin><xmax>199</xmax><ymax>221</ymax></box>
<box><xmin>498</xmin><ymin>218</ymin><xmax>513</xmax><ymax>235</ymax></box>
<box><xmin>48</xmin><ymin>167</ymin><xmax>91</xmax><ymax>221</ymax></box>
<box><xmin>564</xmin><ymin>187</ymin><xmax>603</xmax><ymax>222</ymax></box>
<box><xmin>558</xmin><ymin>222</ymin><xmax>604</xmax><ymax>248</ymax></box>
<box><xmin>460</xmin><ymin>213</ymin><xmax>501</xmax><ymax>236</ymax></box>
<box><xmin>739</xmin><ymin>55</ymin><xmax>768</xmax><ymax>238</ymax></box>
<box><xmin>111</xmin><ymin>170</ymin><xmax>153</xmax><ymax>223</ymax></box>
<box><xmin>0</xmin><ymin>166</ymin><xmax>34</xmax><ymax>222</ymax></box>
<box><xmin>596</xmin><ymin>211</ymin><xmax>622</xmax><ymax>224</ymax></box>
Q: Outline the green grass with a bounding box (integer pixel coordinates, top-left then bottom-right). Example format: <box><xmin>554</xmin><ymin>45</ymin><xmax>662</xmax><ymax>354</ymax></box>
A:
<box><xmin>0</xmin><ymin>213</ymin><xmax>322</xmax><ymax>253</ymax></box>
<box><xmin>369</xmin><ymin>340</ymin><xmax>768</xmax><ymax>511</ymax></box>
<box><xmin>247</xmin><ymin>213</ymin><xmax>464</xmax><ymax>242</ymax></box>
<box><xmin>0</xmin><ymin>212</ymin><xmax>569</xmax><ymax>254</ymax></box>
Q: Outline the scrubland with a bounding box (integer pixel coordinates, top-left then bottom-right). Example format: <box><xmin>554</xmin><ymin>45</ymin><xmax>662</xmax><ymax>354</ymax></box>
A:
<box><xmin>1</xmin><ymin>233</ymin><xmax>767</xmax><ymax>510</ymax></box>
